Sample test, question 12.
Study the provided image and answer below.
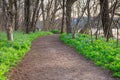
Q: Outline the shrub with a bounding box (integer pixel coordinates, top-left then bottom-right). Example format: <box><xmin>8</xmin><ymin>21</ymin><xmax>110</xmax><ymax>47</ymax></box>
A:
<box><xmin>50</xmin><ymin>30</ymin><xmax>60</xmax><ymax>34</ymax></box>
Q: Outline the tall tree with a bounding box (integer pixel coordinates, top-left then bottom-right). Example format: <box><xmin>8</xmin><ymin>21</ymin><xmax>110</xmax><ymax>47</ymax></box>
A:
<box><xmin>41</xmin><ymin>0</ymin><xmax>46</xmax><ymax>31</ymax></box>
<box><xmin>100</xmin><ymin>0</ymin><xmax>113</xmax><ymax>41</ymax></box>
<box><xmin>61</xmin><ymin>0</ymin><xmax>65</xmax><ymax>33</ymax></box>
<box><xmin>24</xmin><ymin>0</ymin><xmax>31</xmax><ymax>33</ymax></box>
<box><xmin>2</xmin><ymin>0</ymin><xmax>14</xmax><ymax>41</ymax></box>
<box><xmin>14</xmin><ymin>0</ymin><xmax>19</xmax><ymax>31</ymax></box>
<box><xmin>66</xmin><ymin>0</ymin><xmax>77</xmax><ymax>33</ymax></box>
<box><xmin>31</xmin><ymin>0</ymin><xmax>40</xmax><ymax>32</ymax></box>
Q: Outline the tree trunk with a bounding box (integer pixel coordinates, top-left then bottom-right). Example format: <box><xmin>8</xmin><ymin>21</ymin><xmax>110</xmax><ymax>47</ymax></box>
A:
<box><xmin>41</xmin><ymin>0</ymin><xmax>46</xmax><ymax>31</ymax></box>
<box><xmin>34</xmin><ymin>6</ymin><xmax>41</xmax><ymax>32</ymax></box>
<box><xmin>6</xmin><ymin>24</ymin><xmax>13</xmax><ymax>41</ymax></box>
<box><xmin>61</xmin><ymin>0</ymin><xmax>65</xmax><ymax>33</ymax></box>
<box><xmin>31</xmin><ymin>0</ymin><xmax>40</xmax><ymax>32</ymax></box>
<box><xmin>24</xmin><ymin>0</ymin><xmax>31</xmax><ymax>33</ymax></box>
<box><xmin>2</xmin><ymin>0</ymin><xmax>14</xmax><ymax>41</ymax></box>
<box><xmin>100</xmin><ymin>0</ymin><xmax>113</xmax><ymax>41</ymax></box>
<box><xmin>66</xmin><ymin>0</ymin><xmax>77</xmax><ymax>33</ymax></box>
<box><xmin>14</xmin><ymin>0</ymin><xmax>19</xmax><ymax>31</ymax></box>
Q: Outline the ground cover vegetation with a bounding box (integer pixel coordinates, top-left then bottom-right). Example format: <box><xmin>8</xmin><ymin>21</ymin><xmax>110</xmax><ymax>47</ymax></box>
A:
<box><xmin>0</xmin><ymin>31</ymin><xmax>52</xmax><ymax>80</ymax></box>
<box><xmin>50</xmin><ymin>30</ymin><xmax>60</xmax><ymax>34</ymax></box>
<box><xmin>60</xmin><ymin>33</ymin><xmax>120</xmax><ymax>78</ymax></box>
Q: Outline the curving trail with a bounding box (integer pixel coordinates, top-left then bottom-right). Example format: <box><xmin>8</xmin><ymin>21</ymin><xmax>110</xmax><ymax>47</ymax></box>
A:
<box><xmin>8</xmin><ymin>35</ymin><xmax>118</xmax><ymax>80</ymax></box>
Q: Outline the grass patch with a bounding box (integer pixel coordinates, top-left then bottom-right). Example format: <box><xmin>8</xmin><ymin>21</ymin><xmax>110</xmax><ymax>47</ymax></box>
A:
<box><xmin>0</xmin><ymin>31</ymin><xmax>52</xmax><ymax>80</ymax></box>
<box><xmin>60</xmin><ymin>33</ymin><xmax>120</xmax><ymax>78</ymax></box>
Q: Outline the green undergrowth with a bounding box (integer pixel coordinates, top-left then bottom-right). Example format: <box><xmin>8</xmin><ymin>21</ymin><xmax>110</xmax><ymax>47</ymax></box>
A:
<box><xmin>60</xmin><ymin>33</ymin><xmax>120</xmax><ymax>78</ymax></box>
<box><xmin>0</xmin><ymin>31</ymin><xmax>52</xmax><ymax>80</ymax></box>
<box><xmin>50</xmin><ymin>30</ymin><xmax>60</xmax><ymax>34</ymax></box>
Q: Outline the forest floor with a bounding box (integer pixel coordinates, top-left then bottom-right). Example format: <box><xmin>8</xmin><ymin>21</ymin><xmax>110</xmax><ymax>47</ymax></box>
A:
<box><xmin>8</xmin><ymin>35</ymin><xmax>118</xmax><ymax>80</ymax></box>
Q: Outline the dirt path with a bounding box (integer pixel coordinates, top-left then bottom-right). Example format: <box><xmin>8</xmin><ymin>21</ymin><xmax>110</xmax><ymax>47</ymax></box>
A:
<box><xmin>8</xmin><ymin>35</ymin><xmax>118</xmax><ymax>80</ymax></box>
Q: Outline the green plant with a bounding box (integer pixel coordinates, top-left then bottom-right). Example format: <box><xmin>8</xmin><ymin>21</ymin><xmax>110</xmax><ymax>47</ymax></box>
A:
<box><xmin>60</xmin><ymin>33</ymin><xmax>120</xmax><ymax>78</ymax></box>
<box><xmin>50</xmin><ymin>30</ymin><xmax>60</xmax><ymax>34</ymax></box>
<box><xmin>0</xmin><ymin>31</ymin><xmax>52</xmax><ymax>80</ymax></box>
